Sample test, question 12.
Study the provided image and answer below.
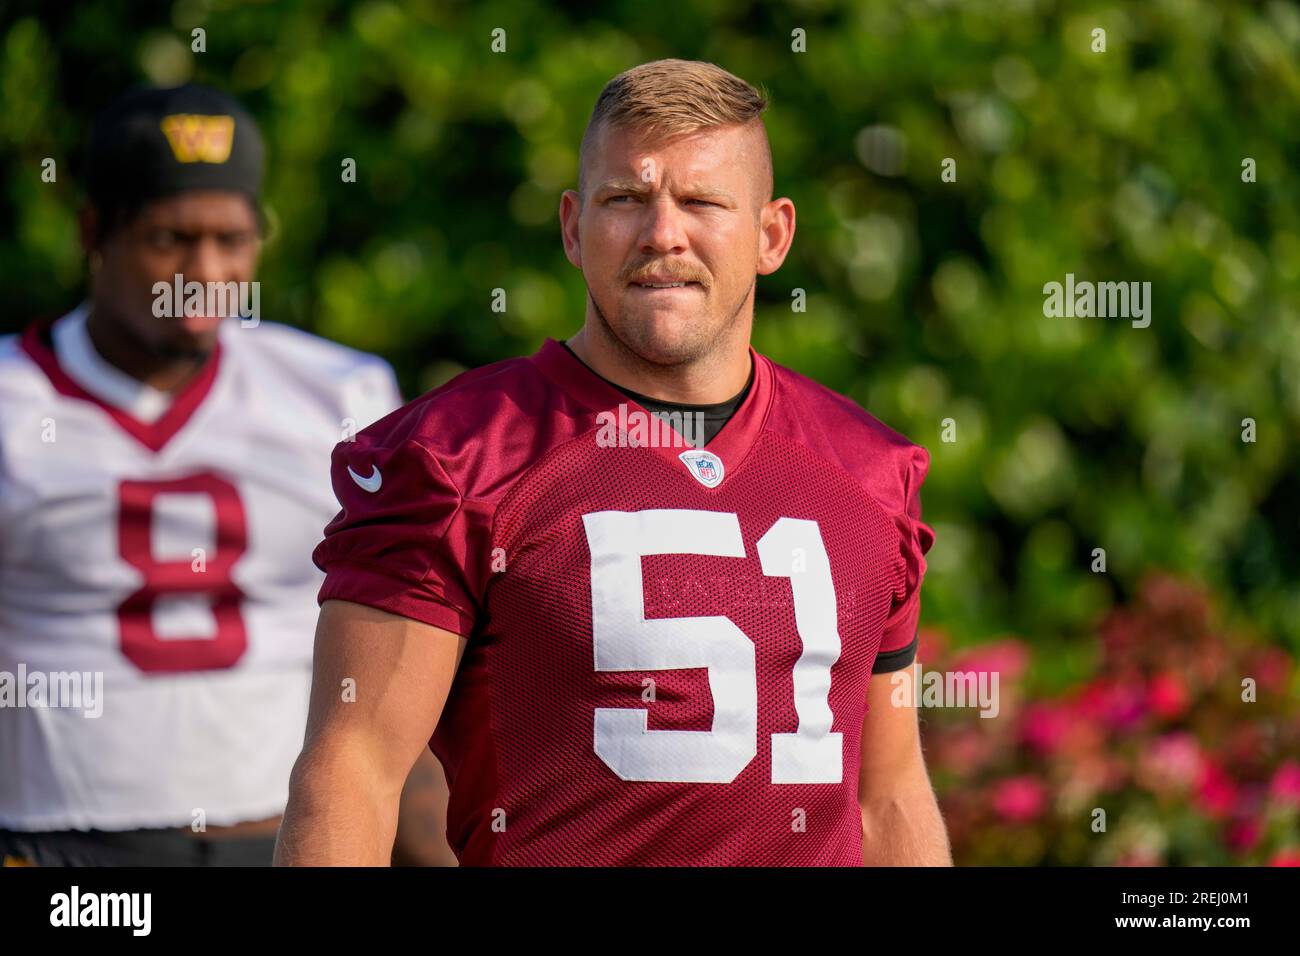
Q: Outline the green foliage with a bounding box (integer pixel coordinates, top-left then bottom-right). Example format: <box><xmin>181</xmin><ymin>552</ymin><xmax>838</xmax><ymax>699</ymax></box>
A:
<box><xmin>2</xmin><ymin>0</ymin><xmax>1298</xmax><ymax>659</ymax></box>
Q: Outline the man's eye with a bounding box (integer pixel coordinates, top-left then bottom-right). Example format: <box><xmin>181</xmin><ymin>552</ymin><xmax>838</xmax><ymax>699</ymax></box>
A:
<box><xmin>608</xmin><ymin>195</ymin><xmax>637</xmax><ymax>204</ymax></box>
<box><xmin>149</xmin><ymin>231</ymin><xmax>180</xmax><ymax>248</ymax></box>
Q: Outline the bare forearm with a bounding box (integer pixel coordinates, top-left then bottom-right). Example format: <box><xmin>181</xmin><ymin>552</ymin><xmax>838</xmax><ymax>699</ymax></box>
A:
<box><xmin>860</xmin><ymin>786</ymin><xmax>952</xmax><ymax>866</ymax></box>
<box><xmin>274</xmin><ymin>746</ymin><xmax>402</xmax><ymax>866</ymax></box>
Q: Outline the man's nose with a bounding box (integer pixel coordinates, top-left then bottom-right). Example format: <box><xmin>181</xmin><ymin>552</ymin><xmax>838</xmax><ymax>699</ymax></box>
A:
<box><xmin>182</xmin><ymin>236</ymin><xmax>232</xmax><ymax>285</ymax></box>
<box><xmin>638</xmin><ymin>198</ymin><xmax>689</xmax><ymax>255</ymax></box>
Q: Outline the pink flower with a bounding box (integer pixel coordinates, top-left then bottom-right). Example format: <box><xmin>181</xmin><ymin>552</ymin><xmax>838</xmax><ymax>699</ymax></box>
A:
<box><xmin>1078</xmin><ymin>677</ymin><xmax>1146</xmax><ymax>730</ymax></box>
<box><xmin>1195</xmin><ymin>761</ymin><xmax>1239</xmax><ymax>820</ymax></box>
<box><xmin>1225</xmin><ymin>818</ymin><xmax>1262</xmax><ymax>853</ymax></box>
<box><xmin>1269</xmin><ymin>761</ymin><xmax>1300</xmax><ymax>808</ymax></box>
<box><xmin>951</xmin><ymin>638</ymin><xmax>1030</xmax><ymax>682</ymax></box>
<box><xmin>1268</xmin><ymin>849</ymin><xmax>1300</xmax><ymax>867</ymax></box>
<box><xmin>1021</xmin><ymin>702</ymin><xmax>1073</xmax><ymax>757</ymax></box>
<box><xmin>1247</xmin><ymin>648</ymin><xmax>1293</xmax><ymax>692</ymax></box>
<box><xmin>1146</xmin><ymin>672</ymin><xmax>1189</xmax><ymax>721</ymax></box>
<box><xmin>1138</xmin><ymin>732</ymin><xmax>1204</xmax><ymax>794</ymax></box>
<box><xmin>991</xmin><ymin>776</ymin><xmax>1047</xmax><ymax>823</ymax></box>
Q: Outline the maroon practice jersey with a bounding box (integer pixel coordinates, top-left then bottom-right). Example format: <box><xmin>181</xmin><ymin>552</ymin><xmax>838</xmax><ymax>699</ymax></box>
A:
<box><xmin>313</xmin><ymin>338</ymin><xmax>933</xmax><ymax>865</ymax></box>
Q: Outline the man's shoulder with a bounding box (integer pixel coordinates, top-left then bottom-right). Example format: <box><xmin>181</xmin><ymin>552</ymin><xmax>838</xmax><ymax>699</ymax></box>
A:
<box><xmin>767</xmin><ymin>355</ymin><xmax>922</xmax><ymax>451</ymax></box>
<box><xmin>223</xmin><ymin>320</ymin><xmax>392</xmax><ymax>378</ymax></box>
<box><xmin>0</xmin><ymin>327</ymin><xmax>52</xmax><ymax>403</ymax></box>
<box><xmin>764</xmin><ymin>353</ymin><xmax>930</xmax><ymax>507</ymax></box>
<box><xmin>349</xmin><ymin>348</ymin><xmax>575</xmax><ymax>494</ymax></box>
<box><xmin>222</xmin><ymin>320</ymin><xmax>400</xmax><ymax>426</ymax></box>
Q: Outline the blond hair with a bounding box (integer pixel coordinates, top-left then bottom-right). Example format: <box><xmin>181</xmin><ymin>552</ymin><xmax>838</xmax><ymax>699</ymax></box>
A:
<box><xmin>578</xmin><ymin>59</ymin><xmax>773</xmax><ymax>210</ymax></box>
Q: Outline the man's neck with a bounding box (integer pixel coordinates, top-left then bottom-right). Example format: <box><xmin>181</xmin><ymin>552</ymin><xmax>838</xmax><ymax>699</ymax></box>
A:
<box><xmin>566</xmin><ymin>323</ymin><xmax>752</xmax><ymax>405</ymax></box>
<box><xmin>84</xmin><ymin>304</ymin><xmax>208</xmax><ymax>394</ymax></box>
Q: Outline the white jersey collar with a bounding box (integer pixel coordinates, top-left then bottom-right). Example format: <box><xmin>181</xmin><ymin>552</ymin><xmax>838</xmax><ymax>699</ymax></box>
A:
<box><xmin>51</xmin><ymin>304</ymin><xmax>173</xmax><ymax>424</ymax></box>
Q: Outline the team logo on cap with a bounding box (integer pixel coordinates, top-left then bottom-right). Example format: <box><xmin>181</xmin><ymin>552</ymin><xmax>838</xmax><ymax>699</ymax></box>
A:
<box><xmin>159</xmin><ymin>113</ymin><xmax>235</xmax><ymax>164</ymax></box>
<box><xmin>679</xmin><ymin>449</ymin><xmax>725</xmax><ymax>488</ymax></box>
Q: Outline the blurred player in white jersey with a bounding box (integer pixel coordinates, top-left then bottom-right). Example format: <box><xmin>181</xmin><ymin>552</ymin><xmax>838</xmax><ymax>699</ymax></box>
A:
<box><xmin>0</xmin><ymin>84</ymin><xmax>452</xmax><ymax>865</ymax></box>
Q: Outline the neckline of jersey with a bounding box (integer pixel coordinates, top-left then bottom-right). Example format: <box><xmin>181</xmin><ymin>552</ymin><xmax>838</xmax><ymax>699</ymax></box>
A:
<box><xmin>19</xmin><ymin>316</ymin><xmax>225</xmax><ymax>454</ymax></box>
<box><xmin>558</xmin><ymin>339</ymin><xmax>756</xmax><ymax>415</ymax></box>
<box><xmin>530</xmin><ymin>336</ymin><xmax>774</xmax><ymax>481</ymax></box>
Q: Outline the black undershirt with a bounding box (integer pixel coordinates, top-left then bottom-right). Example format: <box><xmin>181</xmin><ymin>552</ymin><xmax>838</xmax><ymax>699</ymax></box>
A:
<box><xmin>561</xmin><ymin>341</ymin><xmax>754</xmax><ymax>448</ymax></box>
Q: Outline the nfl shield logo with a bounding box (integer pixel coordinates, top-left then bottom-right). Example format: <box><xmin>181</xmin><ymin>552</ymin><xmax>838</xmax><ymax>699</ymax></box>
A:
<box><xmin>678</xmin><ymin>449</ymin><xmax>725</xmax><ymax>489</ymax></box>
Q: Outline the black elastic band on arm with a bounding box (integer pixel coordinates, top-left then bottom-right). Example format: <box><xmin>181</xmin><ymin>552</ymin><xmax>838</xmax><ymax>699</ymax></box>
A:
<box><xmin>871</xmin><ymin>630</ymin><xmax>919</xmax><ymax>673</ymax></box>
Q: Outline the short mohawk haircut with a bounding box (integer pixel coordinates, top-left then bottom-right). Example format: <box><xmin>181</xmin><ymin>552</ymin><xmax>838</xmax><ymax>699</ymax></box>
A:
<box><xmin>577</xmin><ymin>59</ymin><xmax>773</xmax><ymax>209</ymax></box>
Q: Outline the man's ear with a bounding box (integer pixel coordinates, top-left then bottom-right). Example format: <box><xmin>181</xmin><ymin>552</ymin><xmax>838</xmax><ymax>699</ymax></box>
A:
<box><xmin>559</xmin><ymin>189</ymin><xmax>583</xmax><ymax>269</ymax></box>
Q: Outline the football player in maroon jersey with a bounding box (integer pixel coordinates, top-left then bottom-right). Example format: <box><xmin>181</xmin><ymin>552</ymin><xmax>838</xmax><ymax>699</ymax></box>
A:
<box><xmin>277</xmin><ymin>59</ymin><xmax>951</xmax><ymax>866</ymax></box>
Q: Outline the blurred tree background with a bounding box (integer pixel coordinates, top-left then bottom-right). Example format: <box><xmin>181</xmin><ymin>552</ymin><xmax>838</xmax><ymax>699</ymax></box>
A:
<box><xmin>2</xmin><ymin>0</ymin><xmax>1297</xmax><ymax>863</ymax></box>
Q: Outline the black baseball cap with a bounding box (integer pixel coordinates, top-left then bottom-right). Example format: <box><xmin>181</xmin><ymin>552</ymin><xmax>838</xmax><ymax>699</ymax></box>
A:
<box><xmin>85</xmin><ymin>83</ymin><xmax>265</xmax><ymax>210</ymax></box>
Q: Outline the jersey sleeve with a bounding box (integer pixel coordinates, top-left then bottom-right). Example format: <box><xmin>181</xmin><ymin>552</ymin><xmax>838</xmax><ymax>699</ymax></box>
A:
<box><xmin>872</xmin><ymin>444</ymin><xmax>935</xmax><ymax>673</ymax></box>
<box><xmin>312</xmin><ymin>407</ymin><xmax>488</xmax><ymax>637</ymax></box>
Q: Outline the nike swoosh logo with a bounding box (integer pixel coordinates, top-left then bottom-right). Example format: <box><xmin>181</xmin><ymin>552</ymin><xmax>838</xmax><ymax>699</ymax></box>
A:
<box><xmin>347</xmin><ymin>464</ymin><xmax>382</xmax><ymax>493</ymax></box>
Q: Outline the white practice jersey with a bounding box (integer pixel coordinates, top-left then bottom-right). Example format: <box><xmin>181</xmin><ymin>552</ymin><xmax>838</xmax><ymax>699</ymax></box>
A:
<box><xmin>0</xmin><ymin>305</ymin><xmax>401</xmax><ymax>831</ymax></box>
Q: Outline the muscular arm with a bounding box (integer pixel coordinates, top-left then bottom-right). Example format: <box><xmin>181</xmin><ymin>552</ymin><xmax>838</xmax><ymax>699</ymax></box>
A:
<box><xmin>274</xmin><ymin>599</ymin><xmax>466</xmax><ymax>866</ymax></box>
<box><xmin>858</xmin><ymin>662</ymin><xmax>952</xmax><ymax>866</ymax></box>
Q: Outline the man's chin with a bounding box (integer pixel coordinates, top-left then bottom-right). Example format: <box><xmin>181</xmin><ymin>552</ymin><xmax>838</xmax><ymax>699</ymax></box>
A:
<box><xmin>619</xmin><ymin>316</ymin><xmax>713</xmax><ymax>366</ymax></box>
<box><xmin>159</xmin><ymin>321</ymin><xmax>221</xmax><ymax>361</ymax></box>
<box><xmin>158</xmin><ymin>341</ymin><xmax>215</xmax><ymax>362</ymax></box>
